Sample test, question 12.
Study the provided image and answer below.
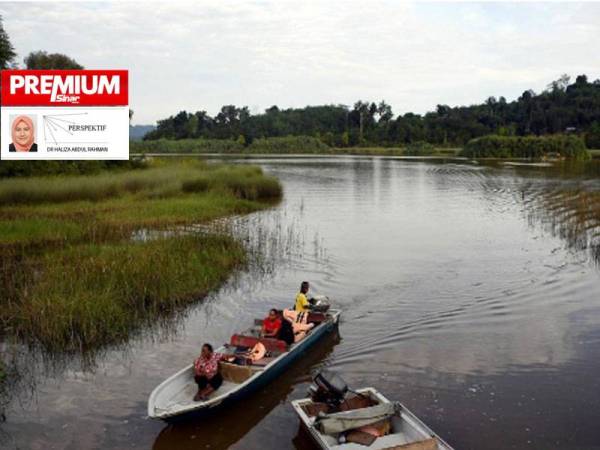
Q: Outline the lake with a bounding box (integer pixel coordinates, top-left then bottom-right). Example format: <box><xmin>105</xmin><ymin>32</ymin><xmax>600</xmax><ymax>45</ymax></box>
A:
<box><xmin>2</xmin><ymin>156</ymin><xmax>600</xmax><ymax>450</ymax></box>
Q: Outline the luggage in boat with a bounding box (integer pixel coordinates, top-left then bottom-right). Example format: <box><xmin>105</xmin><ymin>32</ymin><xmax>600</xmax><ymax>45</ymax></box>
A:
<box><xmin>315</xmin><ymin>401</ymin><xmax>396</xmax><ymax>434</ymax></box>
<box><xmin>291</xmin><ymin>371</ymin><xmax>455</xmax><ymax>450</ymax></box>
<box><xmin>230</xmin><ymin>334</ymin><xmax>287</xmax><ymax>352</ymax></box>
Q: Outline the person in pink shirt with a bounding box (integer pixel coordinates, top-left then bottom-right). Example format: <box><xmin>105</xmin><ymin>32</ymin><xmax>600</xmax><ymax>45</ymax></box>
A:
<box><xmin>193</xmin><ymin>343</ymin><xmax>229</xmax><ymax>401</ymax></box>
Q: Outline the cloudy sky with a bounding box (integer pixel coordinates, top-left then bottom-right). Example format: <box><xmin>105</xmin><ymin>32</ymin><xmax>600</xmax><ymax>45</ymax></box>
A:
<box><xmin>1</xmin><ymin>1</ymin><xmax>599</xmax><ymax>124</ymax></box>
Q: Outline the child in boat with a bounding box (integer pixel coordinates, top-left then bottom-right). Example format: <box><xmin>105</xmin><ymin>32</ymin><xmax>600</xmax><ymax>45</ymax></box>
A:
<box><xmin>193</xmin><ymin>343</ymin><xmax>231</xmax><ymax>401</ymax></box>
<box><xmin>294</xmin><ymin>281</ymin><xmax>313</xmax><ymax>312</ymax></box>
<box><xmin>260</xmin><ymin>308</ymin><xmax>282</xmax><ymax>338</ymax></box>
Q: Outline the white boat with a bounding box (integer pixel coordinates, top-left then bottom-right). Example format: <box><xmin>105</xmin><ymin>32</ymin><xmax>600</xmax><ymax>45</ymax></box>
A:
<box><xmin>148</xmin><ymin>308</ymin><xmax>341</xmax><ymax>421</ymax></box>
<box><xmin>292</xmin><ymin>386</ymin><xmax>455</xmax><ymax>450</ymax></box>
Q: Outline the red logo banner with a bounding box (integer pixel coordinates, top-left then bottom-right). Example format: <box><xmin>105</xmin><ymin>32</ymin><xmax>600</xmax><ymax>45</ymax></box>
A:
<box><xmin>1</xmin><ymin>70</ymin><xmax>128</xmax><ymax>106</ymax></box>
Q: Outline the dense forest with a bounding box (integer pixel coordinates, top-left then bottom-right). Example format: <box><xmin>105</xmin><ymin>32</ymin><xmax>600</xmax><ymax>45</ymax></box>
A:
<box><xmin>1</xmin><ymin>15</ymin><xmax>599</xmax><ymax>150</ymax></box>
<box><xmin>145</xmin><ymin>74</ymin><xmax>600</xmax><ymax>149</ymax></box>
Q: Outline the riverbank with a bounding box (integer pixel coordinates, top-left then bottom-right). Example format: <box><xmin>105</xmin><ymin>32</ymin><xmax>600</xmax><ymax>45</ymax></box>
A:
<box><xmin>130</xmin><ymin>137</ymin><xmax>460</xmax><ymax>157</ymax></box>
<box><xmin>0</xmin><ymin>160</ymin><xmax>282</xmax><ymax>352</ymax></box>
<box><xmin>132</xmin><ymin>136</ymin><xmax>598</xmax><ymax>160</ymax></box>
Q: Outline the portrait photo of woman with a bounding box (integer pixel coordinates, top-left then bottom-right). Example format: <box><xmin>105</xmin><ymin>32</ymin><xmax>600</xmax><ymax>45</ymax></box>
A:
<box><xmin>9</xmin><ymin>115</ymin><xmax>38</xmax><ymax>152</ymax></box>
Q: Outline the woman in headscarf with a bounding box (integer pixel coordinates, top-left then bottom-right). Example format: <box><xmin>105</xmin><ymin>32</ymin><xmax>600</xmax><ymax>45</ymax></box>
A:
<box><xmin>9</xmin><ymin>115</ymin><xmax>37</xmax><ymax>152</ymax></box>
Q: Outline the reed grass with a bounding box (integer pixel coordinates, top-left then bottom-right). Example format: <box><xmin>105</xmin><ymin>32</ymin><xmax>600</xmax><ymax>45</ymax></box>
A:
<box><xmin>130</xmin><ymin>135</ymin><xmax>329</xmax><ymax>154</ymax></box>
<box><xmin>10</xmin><ymin>235</ymin><xmax>245</xmax><ymax>351</ymax></box>
<box><xmin>0</xmin><ymin>160</ymin><xmax>282</xmax><ymax>351</ymax></box>
<box><xmin>0</xmin><ymin>218</ymin><xmax>85</xmax><ymax>245</ymax></box>
<box><xmin>182</xmin><ymin>165</ymin><xmax>282</xmax><ymax>200</ymax></box>
<box><xmin>130</xmin><ymin>138</ymin><xmax>462</xmax><ymax>158</ymax></box>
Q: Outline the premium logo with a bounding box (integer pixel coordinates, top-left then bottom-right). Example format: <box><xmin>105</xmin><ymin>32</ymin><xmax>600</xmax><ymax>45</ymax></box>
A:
<box><xmin>1</xmin><ymin>69</ymin><xmax>129</xmax><ymax>160</ymax></box>
<box><xmin>1</xmin><ymin>70</ymin><xmax>128</xmax><ymax>107</ymax></box>
<box><xmin>9</xmin><ymin>73</ymin><xmax>121</xmax><ymax>104</ymax></box>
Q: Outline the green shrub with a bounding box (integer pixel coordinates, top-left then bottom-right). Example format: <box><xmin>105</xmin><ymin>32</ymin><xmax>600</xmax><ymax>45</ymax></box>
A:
<box><xmin>404</xmin><ymin>141</ymin><xmax>438</xmax><ymax>156</ymax></box>
<box><xmin>247</xmin><ymin>136</ymin><xmax>330</xmax><ymax>154</ymax></box>
<box><xmin>0</xmin><ymin>159</ymin><xmax>147</xmax><ymax>178</ymax></box>
<box><xmin>131</xmin><ymin>135</ymin><xmax>330</xmax><ymax>155</ymax></box>
<box><xmin>130</xmin><ymin>138</ymin><xmax>244</xmax><ymax>154</ymax></box>
<box><xmin>461</xmin><ymin>134</ymin><xmax>590</xmax><ymax>160</ymax></box>
<box><xmin>585</xmin><ymin>122</ymin><xmax>600</xmax><ymax>149</ymax></box>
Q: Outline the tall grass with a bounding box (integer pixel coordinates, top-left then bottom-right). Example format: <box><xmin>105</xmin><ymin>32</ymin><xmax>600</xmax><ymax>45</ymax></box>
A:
<box><xmin>0</xmin><ymin>218</ymin><xmax>85</xmax><ymax>245</ymax></box>
<box><xmin>0</xmin><ymin>161</ymin><xmax>199</xmax><ymax>205</ymax></box>
<box><xmin>9</xmin><ymin>235</ymin><xmax>246</xmax><ymax>351</ymax></box>
<box><xmin>0</xmin><ymin>160</ymin><xmax>281</xmax><ymax>206</ymax></box>
<box><xmin>247</xmin><ymin>136</ymin><xmax>330</xmax><ymax>153</ymax></box>
<box><xmin>130</xmin><ymin>137</ymin><xmax>462</xmax><ymax>157</ymax></box>
<box><xmin>131</xmin><ymin>135</ymin><xmax>330</xmax><ymax>154</ymax></box>
<box><xmin>0</xmin><ymin>159</ymin><xmax>147</xmax><ymax>178</ymax></box>
<box><xmin>131</xmin><ymin>138</ymin><xmax>244</xmax><ymax>154</ymax></box>
<box><xmin>182</xmin><ymin>165</ymin><xmax>282</xmax><ymax>200</ymax></box>
<box><xmin>0</xmin><ymin>160</ymin><xmax>283</xmax><ymax>351</ymax></box>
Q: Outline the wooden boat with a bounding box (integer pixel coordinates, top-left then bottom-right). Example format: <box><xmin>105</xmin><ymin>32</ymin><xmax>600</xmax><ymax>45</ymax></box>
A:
<box><xmin>148</xmin><ymin>308</ymin><xmax>341</xmax><ymax>421</ymax></box>
<box><xmin>292</xmin><ymin>387</ymin><xmax>454</xmax><ymax>450</ymax></box>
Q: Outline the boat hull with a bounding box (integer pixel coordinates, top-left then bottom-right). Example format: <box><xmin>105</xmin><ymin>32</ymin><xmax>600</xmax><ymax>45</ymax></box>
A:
<box><xmin>152</xmin><ymin>310</ymin><xmax>340</xmax><ymax>422</ymax></box>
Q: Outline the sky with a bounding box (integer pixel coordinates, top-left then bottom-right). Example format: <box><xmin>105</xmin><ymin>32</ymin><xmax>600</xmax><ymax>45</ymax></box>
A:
<box><xmin>1</xmin><ymin>1</ymin><xmax>600</xmax><ymax>125</ymax></box>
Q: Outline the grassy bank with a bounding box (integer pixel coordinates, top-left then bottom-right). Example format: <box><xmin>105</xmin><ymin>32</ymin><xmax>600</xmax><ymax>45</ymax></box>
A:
<box><xmin>130</xmin><ymin>137</ymin><xmax>460</xmax><ymax>157</ymax></box>
<box><xmin>0</xmin><ymin>159</ymin><xmax>147</xmax><ymax>178</ymax></box>
<box><xmin>0</xmin><ymin>159</ymin><xmax>282</xmax><ymax>351</ymax></box>
<box><xmin>130</xmin><ymin>135</ymin><xmax>330</xmax><ymax>154</ymax></box>
<box><xmin>9</xmin><ymin>235</ymin><xmax>245</xmax><ymax>351</ymax></box>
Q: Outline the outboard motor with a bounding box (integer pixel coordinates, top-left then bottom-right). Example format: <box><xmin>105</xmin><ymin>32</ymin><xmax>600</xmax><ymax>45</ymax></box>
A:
<box><xmin>308</xmin><ymin>370</ymin><xmax>348</xmax><ymax>407</ymax></box>
<box><xmin>310</xmin><ymin>295</ymin><xmax>331</xmax><ymax>313</ymax></box>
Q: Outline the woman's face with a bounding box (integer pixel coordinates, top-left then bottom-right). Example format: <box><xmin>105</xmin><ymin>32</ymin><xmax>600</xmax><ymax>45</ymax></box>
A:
<box><xmin>14</xmin><ymin>121</ymin><xmax>33</xmax><ymax>146</ymax></box>
<box><xmin>201</xmin><ymin>346</ymin><xmax>212</xmax><ymax>358</ymax></box>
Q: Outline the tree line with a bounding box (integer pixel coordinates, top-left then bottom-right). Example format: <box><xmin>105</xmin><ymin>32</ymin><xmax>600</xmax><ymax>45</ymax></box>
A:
<box><xmin>144</xmin><ymin>74</ymin><xmax>600</xmax><ymax>148</ymax></box>
<box><xmin>1</xmin><ymin>16</ymin><xmax>599</xmax><ymax>149</ymax></box>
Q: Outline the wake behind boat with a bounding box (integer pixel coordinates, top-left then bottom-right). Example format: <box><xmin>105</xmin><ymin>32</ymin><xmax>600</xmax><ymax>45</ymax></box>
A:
<box><xmin>148</xmin><ymin>301</ymin><xmax>340</xmax><ymax>421</ymax></box>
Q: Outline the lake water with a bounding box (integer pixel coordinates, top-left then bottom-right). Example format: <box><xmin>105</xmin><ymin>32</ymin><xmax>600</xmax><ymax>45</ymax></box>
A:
<box><xmin>2</xmin><ymin>156</ymin><xmax>600</xmax><ymax>450</ymax></box>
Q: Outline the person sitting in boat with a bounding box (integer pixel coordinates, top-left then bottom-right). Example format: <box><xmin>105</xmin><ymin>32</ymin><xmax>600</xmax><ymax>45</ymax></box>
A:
<box><xmin>283</xmin><ymin>308</ymin><xmax>315</xmax><ymax>342</ymax></box>
<box><xmin>193</xmin><ymin>343</ymin><xmax>229</xmax><ymax>401</ymax></box>
<box><xmin>260</xmin><ymin>308</ymin><xmax>282</xmax><ymax>338</ymax></box>
<box><xmin>276</xmin><ymin>310</ymin><xmax>295</xmax><ymax>345</ymax></box>
<box><xmin>294</xmin><ymin>281</ymin><xmax>315</xmax><ymax>312</ymax></box>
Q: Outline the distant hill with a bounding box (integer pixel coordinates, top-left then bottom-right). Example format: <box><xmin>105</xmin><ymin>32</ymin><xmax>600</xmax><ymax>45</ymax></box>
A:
<box><xmin>129</xmin><ymin>125</ymin><xmax>155</xmax><ymax>141</ymax></box>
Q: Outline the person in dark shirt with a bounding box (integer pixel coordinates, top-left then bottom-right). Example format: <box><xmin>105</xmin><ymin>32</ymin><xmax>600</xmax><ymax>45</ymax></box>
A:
<box><xmin>277</xmin><ymin>310</ymin><xmax>295</xmax><ymax>345</ymax></box>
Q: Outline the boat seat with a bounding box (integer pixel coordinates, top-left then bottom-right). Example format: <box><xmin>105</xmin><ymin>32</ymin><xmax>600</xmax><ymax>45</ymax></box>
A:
<box><xmin>230</xmin><ymin>334</ymin><xmax>287</xmax><ymax>353</ymax></box>
<box><xmin>218</xmin><ymin>361</ymin><xmax>260</xmax><ymax>383</ymax></box>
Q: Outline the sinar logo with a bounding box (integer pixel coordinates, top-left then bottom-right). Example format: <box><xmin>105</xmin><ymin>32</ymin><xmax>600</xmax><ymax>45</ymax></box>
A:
<box><xmin>9</xmin><ymin>74</ymin><xmax>121</xmax><ymax>104</ymax></box>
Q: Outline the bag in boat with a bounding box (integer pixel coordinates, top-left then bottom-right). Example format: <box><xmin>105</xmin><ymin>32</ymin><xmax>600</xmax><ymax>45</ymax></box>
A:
<box><xmin>315</xmin><ymin>401</ymin><xmax>396</xmax><ymax>435</ymax></box>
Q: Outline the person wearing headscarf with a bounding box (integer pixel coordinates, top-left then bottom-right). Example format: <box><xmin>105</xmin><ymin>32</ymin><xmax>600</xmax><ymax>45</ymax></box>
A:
<box><xmin>9</xmin><ymin>115</ymin><xmax>37</xmax><ymax>152</ymax></box>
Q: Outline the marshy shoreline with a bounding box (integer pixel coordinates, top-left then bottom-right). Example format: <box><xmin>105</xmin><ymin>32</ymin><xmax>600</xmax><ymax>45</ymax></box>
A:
<box><xmin>0</xmin><ymin>159</ymin><xmax>282</xmax><ymax>355</ymax></box>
